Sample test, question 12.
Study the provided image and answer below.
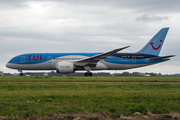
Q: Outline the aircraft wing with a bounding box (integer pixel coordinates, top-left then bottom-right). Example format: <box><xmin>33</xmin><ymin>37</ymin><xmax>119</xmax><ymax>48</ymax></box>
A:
<box><xmin>74</xmin><ymin>46</ymin><xmax>130</xmax><ymax>66</ymax></box>
<box><xmin>146</xmin><ymin>55</ymin><xmax>176</xmax><ymax>60</ymax></box>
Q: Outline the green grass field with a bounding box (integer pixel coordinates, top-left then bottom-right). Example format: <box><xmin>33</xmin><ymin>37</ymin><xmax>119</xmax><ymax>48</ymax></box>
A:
<box><xmin>0</xmin><ymin>76</ymin><xmax>180</xmax><ymax>118</ymax></box>
<box><xmin>0</xmin><ymin>76</ymin><xmax>180</xmax><ymax>82</ymax></box>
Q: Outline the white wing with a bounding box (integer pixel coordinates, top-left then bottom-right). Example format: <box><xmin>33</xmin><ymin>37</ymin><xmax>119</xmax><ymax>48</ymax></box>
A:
<box><xmin>74</xmin><ymin>46</ymin><xmax>130</xmax><ymax>66</ymax></box>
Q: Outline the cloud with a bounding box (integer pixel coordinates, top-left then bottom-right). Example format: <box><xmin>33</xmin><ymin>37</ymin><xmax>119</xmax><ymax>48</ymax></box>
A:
<box><xmin>136</xmin><ymin>14</ymin><xmax>169</xmax><ymax>22</ymax></box>
<box><xmin>0</xmin><ymin>0</ymin><xmax>180</xmax><ymax>74</ymax></box>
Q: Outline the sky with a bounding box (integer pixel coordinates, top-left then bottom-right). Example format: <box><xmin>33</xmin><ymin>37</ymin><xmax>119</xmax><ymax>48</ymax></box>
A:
<box><xmin>1</xmin><ymin>0</ymin><xmax>180</xmax><ymax>74</ymax></box>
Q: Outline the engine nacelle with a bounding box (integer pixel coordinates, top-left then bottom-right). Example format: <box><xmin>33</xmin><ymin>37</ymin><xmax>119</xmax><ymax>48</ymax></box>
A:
<box><xmin>56</xmin><ymin>62</ymin><xmax>75</xmax><ymax>74</ymax></box>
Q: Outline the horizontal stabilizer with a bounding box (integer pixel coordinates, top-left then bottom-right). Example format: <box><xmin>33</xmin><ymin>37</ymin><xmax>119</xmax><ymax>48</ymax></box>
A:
<box><xmin>146</xmin><ymin>55</ymin><xmax>176</xmax><ymax>60</ymax></box>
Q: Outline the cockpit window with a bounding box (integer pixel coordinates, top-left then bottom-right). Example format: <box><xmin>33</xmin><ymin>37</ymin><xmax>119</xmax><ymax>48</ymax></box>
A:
<box><xmin>11</xmin><ymin>58</ymin><xmax>15</xmax><ymax>61</ymax></box>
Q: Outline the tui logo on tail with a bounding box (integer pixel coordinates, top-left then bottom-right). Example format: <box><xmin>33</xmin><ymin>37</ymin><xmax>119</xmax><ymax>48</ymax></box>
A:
<box><xmin>150</xmin><ymin>40</ymin><xmax>162</xmax><ymax>50</ymax></box>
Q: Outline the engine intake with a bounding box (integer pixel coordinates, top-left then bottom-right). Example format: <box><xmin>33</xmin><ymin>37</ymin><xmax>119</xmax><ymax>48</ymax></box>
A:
<box><xmin>56</xmin><ymin>62</ymin><xmax>75</xmax><ymax>74</ymax></box>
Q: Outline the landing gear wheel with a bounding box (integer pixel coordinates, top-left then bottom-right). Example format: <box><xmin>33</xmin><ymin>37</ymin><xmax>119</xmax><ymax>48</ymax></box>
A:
<box><xmin>89</xmin><ymin>72</ymin><xmax>93</xmax><ymax>76</ymax></box>
<box><xmin>19</xmin><ymin>73</ymin><xmax>23</xmax><ymax>76</ymax></box>
<box><xmin>84</xmin><ymin>72</ymin><xmax>93</xmax><ymax>76</ymax></box>
<box><xmin>84</xmin><ymin>72</ymin><xmax>89</xmax><ymax>76</ymax></box>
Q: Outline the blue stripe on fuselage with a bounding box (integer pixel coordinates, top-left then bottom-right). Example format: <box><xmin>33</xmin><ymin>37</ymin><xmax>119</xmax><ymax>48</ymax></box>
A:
<box><xmin>8</xmin><ymin>53</ymin><xmax>99</xmax><ymax>64</ymax></box>
<box><xmin>8</xmin><ymin>53</ymin><xmax>166</xmax><ymax>65</ymax></box>
<box><xmin>103</xmin><ymin>56</ymin><xmax>166</xmax><ymax>64</ymax></box>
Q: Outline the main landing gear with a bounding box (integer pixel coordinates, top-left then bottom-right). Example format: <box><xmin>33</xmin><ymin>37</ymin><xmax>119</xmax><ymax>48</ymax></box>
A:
<box><xmin>84</xmin><ymin>65</ymin><xmax>93</xmax><ymax>76</ymax></box>
<box><xmin>84</xmin><ymin>72</ymin><xmax>93</xmax><ymax>76</ymax></box>
<box><xmin>18</xmin><ymin>70</ymin><xmax>23</xmax><ymax>76</ymax></box>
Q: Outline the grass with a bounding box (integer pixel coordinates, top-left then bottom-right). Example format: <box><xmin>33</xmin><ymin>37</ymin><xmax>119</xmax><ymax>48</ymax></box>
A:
<box><xmin>0</xmin><ymin>77</ymin><xmax>180</xmax><ymax>118</ymax></box>
<box><xmin>0</xmin><ymin>76</ymin><xmax>180</xmax><ymax>82</ymax></box>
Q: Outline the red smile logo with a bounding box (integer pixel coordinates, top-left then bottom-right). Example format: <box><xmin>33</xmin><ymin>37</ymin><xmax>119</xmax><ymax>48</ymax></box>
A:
<box><xmin>150</xmin><ymin>40</ymin><xmax>162</xmax><ymax>50</ymax></box>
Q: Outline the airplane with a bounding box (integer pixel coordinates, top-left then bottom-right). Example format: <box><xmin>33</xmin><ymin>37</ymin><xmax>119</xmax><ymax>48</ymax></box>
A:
<box><xmin>6</xmin><ymin>27</ymin><xmax>175</xmax><ymax>76</ymax></box>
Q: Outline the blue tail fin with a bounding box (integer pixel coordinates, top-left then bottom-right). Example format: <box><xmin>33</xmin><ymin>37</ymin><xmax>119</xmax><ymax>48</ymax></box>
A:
<box><xmin>138</xmin><ymin>27</ymin><xmax>169</xmax><ymax>56</ymax></box>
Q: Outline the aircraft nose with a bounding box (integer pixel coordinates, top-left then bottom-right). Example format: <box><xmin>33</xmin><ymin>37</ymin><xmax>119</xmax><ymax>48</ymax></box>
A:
<box><xmin>6</xmin><ymin>63</ymin><xmax>11</xmax><ymax>68</ymax></box>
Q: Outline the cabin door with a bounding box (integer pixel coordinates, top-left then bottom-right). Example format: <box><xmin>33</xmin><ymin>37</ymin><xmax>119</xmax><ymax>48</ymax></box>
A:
<box><xmin>21</xmin><ymin>56</ymin><xmax>26</xmax><ymax>63</ymax></box>
<box><xmin>47</xmin><ymin>56</ymin><xmax>52</xmax><ymax>63</ymax></box>
<box><xmin>132</xmin><ymin>56</ymin><xmax>136</xmax><ymax>63</ymax></box>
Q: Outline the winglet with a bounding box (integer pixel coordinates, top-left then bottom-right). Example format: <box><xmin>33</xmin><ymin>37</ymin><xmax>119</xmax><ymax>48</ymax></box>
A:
<box><xmin>112</xmin><ymin>46</ymin><xmax>130</xmax><ymax>54</ymax></box>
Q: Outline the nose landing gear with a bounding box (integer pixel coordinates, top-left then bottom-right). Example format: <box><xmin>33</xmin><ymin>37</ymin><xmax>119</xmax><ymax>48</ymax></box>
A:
<box><xmin>18</xmin><ymin>70</ymin><xmax>23</xmax><ymax>76</ymax></box>
<box><xmin>19</xmin><ymin>73</ymin><xmax>23</xmax><ymax>76</ymax></box>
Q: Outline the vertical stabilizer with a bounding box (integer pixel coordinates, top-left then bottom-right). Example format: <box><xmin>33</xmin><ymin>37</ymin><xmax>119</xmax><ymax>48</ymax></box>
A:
<box><xmin>138</xmin><ymin>27</ymin><xmax>169</xmax><ymax>56</ymax></box>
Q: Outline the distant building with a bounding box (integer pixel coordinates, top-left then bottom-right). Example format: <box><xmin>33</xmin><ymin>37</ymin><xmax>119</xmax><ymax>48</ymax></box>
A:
<box><xmin>137</xmin><ymin>73</ymin><xmax>151</xmax><ymax>77</ymax></box>
<box><xmin>0</xmin><ymin>71</ymin><xmax>4</xmax><ymax>76</ymax></box>
<box><xmin>44</xmin><ymin>73</ymin><xmax>48</xmax><ymax>76</ymax></box>
<box><xmin>144</xmin><ymin>74</ymin><xmax>151</xmax><ymax>77</ymax></box>
<box><xmin>137</xmin><ymin>73</ymin><xmax>144</xmax><ymax>76</ymax></box>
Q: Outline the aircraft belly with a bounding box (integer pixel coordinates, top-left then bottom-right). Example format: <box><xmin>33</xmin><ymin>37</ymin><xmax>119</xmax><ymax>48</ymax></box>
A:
<box><xmin>7</xmin><ymin>62</ymin><xmax>56</xmax><ymax>70</ymax></box>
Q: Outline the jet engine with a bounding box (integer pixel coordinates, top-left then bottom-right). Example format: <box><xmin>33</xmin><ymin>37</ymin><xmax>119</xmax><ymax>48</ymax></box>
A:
<box><xmin>56</xmin><ymin>62</ymin><xmax>75</xmax><ymax>73</ymax></box>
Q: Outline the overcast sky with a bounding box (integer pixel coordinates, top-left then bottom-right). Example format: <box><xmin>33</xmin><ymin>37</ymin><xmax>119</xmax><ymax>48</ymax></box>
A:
<box><xmin>1</xmin><ymin>0</ymin><xmax>180</xmax><ymax>74</ymax></box>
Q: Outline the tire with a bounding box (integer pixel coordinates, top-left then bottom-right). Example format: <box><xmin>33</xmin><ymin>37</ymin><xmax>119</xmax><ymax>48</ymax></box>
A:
<box><xmin>84</xmin><ymin>72</ymin><xmax>93</xmax><ymax>76</ymax></box>
<box><xmin>84</xmin><ymin>72</ymin><xmax>89</xmax><ymax>76</ymax></box>
<box><xmin>19</xmin><ymin>73</ymin><xmax>23</xmax><ymax>76</ymax></box>
<box><xmin>88</xmin><ymin>72</ymin><xmax>93</xmax><ymax>76</ymax></box>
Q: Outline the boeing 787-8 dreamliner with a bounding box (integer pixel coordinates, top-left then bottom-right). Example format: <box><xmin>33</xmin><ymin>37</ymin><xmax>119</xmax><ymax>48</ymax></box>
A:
<box><xmin>6</xmin><ymin>27</ymin><xmax>175</xmax><ymax>76</ymax></box>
